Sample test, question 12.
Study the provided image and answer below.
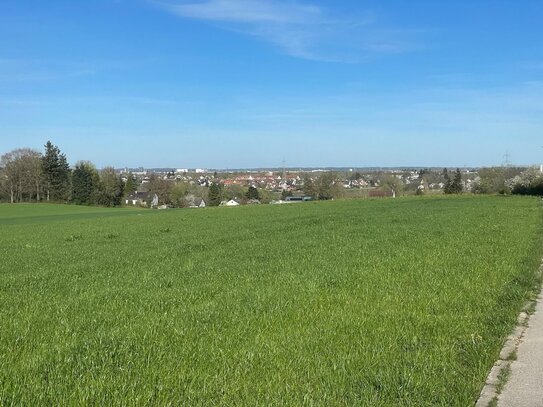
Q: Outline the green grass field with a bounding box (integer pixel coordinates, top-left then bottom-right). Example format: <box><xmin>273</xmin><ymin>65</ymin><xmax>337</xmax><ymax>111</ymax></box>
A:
<box><xmin>1</xmin><ymin>196</ymin><xmax>542</xmax><ymax>406</ymax></box>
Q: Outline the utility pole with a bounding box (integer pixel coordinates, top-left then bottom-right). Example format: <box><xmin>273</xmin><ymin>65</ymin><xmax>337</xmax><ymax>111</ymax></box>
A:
<box><xmin>503</xmin><ymin>151</ymin><xmax>511</xmax><ymax>167</ymax></box>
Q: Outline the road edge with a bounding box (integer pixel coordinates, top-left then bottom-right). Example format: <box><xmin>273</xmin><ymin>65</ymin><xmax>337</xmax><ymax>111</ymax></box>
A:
<box><xmin>475</xmin><ymin>261</ymin><xmax>543</xmax><ymax>407</ymax></box>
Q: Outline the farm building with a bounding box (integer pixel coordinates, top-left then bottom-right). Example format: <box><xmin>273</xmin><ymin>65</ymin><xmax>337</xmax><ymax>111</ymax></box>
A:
<box><xmin>191</xmin><ymin>198</ymin><xmax>206</xmax><ymax>208</ymax></box>
<box><xmin>220</xmin><ymin>199</ymin><xmax>240</xmax><ymax>207</ymax></box>
<box><xmin>185</xmin><ymin>195</ymin><xmax>206</xmax><ymax>208</ymax></box>
<box><xmin>368</xmin><ymin>189</ymin><xmax>396</xmax><ymax>198</ymax></box>
<box><xmin>285</xmin><ymin>196</ymin><xmax>313</xmax><ymax>202</ymax></box>
<box><xmin>125</xmin><ymin>192</ymin><xmax>149</xmax><ymax>206</ymax></box>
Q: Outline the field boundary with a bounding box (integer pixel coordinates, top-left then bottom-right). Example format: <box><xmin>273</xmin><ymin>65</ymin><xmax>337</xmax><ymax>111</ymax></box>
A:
<box><xmin>475</xmin><ymin>260</ymin><xmax>543</xmax><ymax>407</ymax></box>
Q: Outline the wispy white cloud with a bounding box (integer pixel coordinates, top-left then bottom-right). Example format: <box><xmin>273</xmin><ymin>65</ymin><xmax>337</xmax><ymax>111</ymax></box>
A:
<box><xmin>0</xmin><ymin>58</ymin><xmax>144</xmax><ymax>82</ymax></box>
<box><xmin>153</xmin><ymin>0</ymin><xmax>418</xmax><ymax>62</ymax></box>
<box><xmin>0</xmin><ymin>58</ymin><xmax>93</xmax><ymax>82</ymax></box>
<box><xmin>164</xmin><ymin>0</ymin><xmax>322</xmax><ymax>24</ymax></box>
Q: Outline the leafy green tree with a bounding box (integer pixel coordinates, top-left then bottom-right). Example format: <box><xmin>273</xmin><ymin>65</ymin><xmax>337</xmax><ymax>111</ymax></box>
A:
<box><xmin>246</xmin><ymin>186</ymin><xmax>260</xmax><ymax>200</ymax></box>
<box><xmin>281</xmin><ymin>189</ymin><xmax>293</xmax><ymax>200</ymax></box>
<box><xmin>170</xmin><ymin>182</ymin><xmax>190</xmax><ymax>207</ymax></box>
<box><xmin>348</xmin><ymin>171</ymin><xmax>362</xmax><ymax>181</ymax></box>
<box><xmin>188</xmin><ymin>184</ymin><xmax>208</xmax><ymax>204</ymax></box>
<box><xmin>316</xmin><ymin>172</ymin><xmax>344</xmax><ymax>200</ymax></box>
<box><xmin>72</xmin><ymin>161</ymin><xmax>98</xmax><ymax>205</ymax></box>
<box><xmin>147</xmin><ymin>173</ymin><xmax>174</xmax><ymax>205</ymax></box>
<box><xmin>223</xmin><ymin>184</ymin><xmax>244</xmax><ymax>201</ymax></box>
<box><xmin>208</xmin><ymin>182</ymin><xmax>223</xmax><ymax>206</ymax></box>
<box><xmin>316</xmin><ymin>173</ymin><xmax>333</xmax><ymax>200</ymax></box>
<box><xmin>381</xmin><ymin>175</ymin><xmax>404</xmax><ymax>197</ymax></box>
<box><xmin>472</xmin><ymin>167</ymin><xmax>523</xmax><ymax>195</ymax></box>
<box><xmin>302</xmin><ymin>175</ymin><xmax>318</xmax><ymax>198</ymax></box>
<box><xmin>259</xmin><ymin>189</ymin><xmax>275</xmax><ymax>204</ymax></box>
<box><xmin>303</xmin><ymin>173</ymin><xmax>343</xmax><ymax>200</ymax></box>
<box><xmin>42</xmin><ymin>141</ymin><xmax>71</xmax><ymax>201</ymax></box>
<box><xmin>94</xmin><ymin>167</ymin><xmax>124</xmax><ymax>207</ymax></box>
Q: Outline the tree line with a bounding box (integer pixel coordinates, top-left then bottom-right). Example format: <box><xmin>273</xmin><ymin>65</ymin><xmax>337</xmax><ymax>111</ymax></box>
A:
<box><xmin>3</xmin><ymin>141</ymin><xmax>543</xmax><ymax>207</ymax></box>
<box><xmin>0</xmin><ymin>142</ymin><xmax>124</xmax><ymax>206</ymax></box>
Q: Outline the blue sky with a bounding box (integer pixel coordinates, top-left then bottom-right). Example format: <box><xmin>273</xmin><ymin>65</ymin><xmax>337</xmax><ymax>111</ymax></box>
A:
<box><xmin>1</xmin><ymin>0</ymin><xmax>542</xmax><ymax>168</ymax></box>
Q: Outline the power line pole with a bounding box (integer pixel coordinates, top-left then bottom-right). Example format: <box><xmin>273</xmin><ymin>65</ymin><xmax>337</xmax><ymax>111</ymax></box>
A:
<box><xmin>503</xmin><ymin>151</ymin><xmax>511</xmax><ymax>167</ymax></box>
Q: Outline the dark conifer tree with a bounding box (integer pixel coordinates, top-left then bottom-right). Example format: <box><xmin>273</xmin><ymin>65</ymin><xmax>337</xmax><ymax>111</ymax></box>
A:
<box><xmin>42</xmin><ymin>141</ymin><xmax>71</xmax><ymax>201</ymax></box>
<box><xmin>208</xmin><ymin>182</ymin><xmax>222</xmax><ymax>206</ymax></box>
<box><xmin>443</xmin><ymin>168</ymin><xmax>452</xmax><ymax>194</ymax></box>
<box><xmin>451</xmin><ymin>168</ymin><xmax>463</xmax><ymax>194</ymax></box>
<box><xmin>72</xmin><ymin>162</ymin><xmax>97</xmax><ymax>205</ymax></box>
<box><xmin>246</xmin><ymin>186</ymin><xmax>260</xmax><ymax>200</ymax></box>
<box><xmin>125</xmin><ymin>173</ymin><xmax>137</xmax><ymax>195</ymax></box>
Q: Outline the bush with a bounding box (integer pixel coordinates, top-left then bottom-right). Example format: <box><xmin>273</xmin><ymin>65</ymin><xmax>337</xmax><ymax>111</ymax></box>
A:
<box><xmin>510</xmin><ymin>167</ymin><xmax>543</xmax><ymax>196</ymax></box>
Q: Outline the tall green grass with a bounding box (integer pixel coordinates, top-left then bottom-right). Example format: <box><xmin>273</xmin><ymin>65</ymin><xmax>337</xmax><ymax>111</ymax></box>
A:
<box><xmin>0</xmin><ymin>196</ymin><xmax>541</xmax><ymax>406</ymax></box>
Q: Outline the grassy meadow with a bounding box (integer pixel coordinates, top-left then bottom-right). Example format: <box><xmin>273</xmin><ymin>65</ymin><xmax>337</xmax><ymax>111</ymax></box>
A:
<box><xmin>0</xmin><ymin>196</ymin><xmax>542</xmax><ymax>406</ymax></box>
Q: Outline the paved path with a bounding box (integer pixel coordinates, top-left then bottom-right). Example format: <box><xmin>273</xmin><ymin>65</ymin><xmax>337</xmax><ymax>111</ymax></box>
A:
<box><xmin>498</xmin><ymin>294</ymin><xmax>543</xmax><ymax>407</ymax></box>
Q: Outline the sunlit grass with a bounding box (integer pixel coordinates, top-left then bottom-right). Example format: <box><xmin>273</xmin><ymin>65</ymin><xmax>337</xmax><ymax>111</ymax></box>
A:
<box><xmin>0</xmin><ymin>196</ymin><xmax>541</xmax><ymax>406</ymax></box>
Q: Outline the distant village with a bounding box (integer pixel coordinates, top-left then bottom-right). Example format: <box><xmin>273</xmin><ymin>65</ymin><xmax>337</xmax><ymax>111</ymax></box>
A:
<box><xmin>119</xmin><ymin>166</ymin><xmax>532</xmax><ymax>209</ymax></box>
<box><xmin>2</xmin><ymin>141</ymin><xmax>540</xmax><ymax>207</ymax></box>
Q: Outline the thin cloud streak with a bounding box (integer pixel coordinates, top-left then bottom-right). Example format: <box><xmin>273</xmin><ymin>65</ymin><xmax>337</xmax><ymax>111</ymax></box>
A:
<box><xmin>0</xmin><ymin>58</ymin><xmax>146</xmax><ymax>82</ymax></box>
<box><xmin>153</xmin><ymin>0</ymin><xmax>415</xmax><ymax>62</ymax></box>
<box><xmin>163</xmin><ymin>0</ymin><xmax>323</xmax><ymax>24</ymax></box>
